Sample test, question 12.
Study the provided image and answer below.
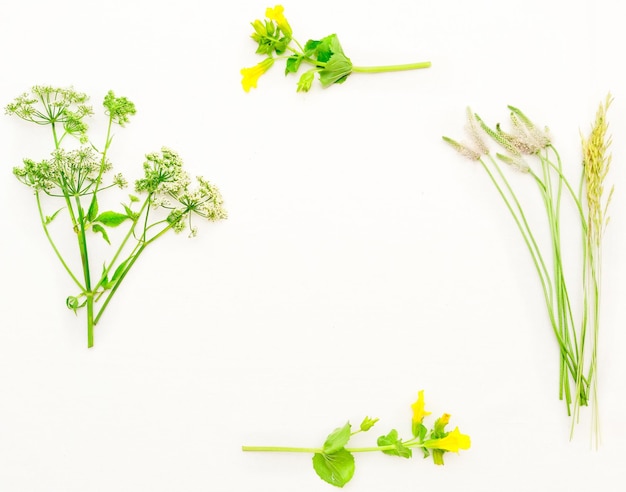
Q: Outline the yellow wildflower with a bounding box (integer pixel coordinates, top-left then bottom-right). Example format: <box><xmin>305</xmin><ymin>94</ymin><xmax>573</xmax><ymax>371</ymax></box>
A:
<box><xmin>240</xmin><ymin>58</ymin><xmax>275</xmax><ymax>92</ymax></box>
<box><xmin>425</xmin><ymin>427</ymin><xmax>471</xmax><ymax>453</ymax></box>
<box><xmin>411</xmin><ymin>390</ymin><xmax>432</xmax><ymax>438</ymax></box>
<box><xmin>266</xmin><ymin>5</ymin><xmax>292</xmax><ymax>37</ymax></box>
<box><xmin>411</xmin><ymin>390</ymin><xmax>431</xmax><ymax>425</ymax></box>
<box><xmin>437</xmin><ymin>413</ymin><xmax>450</xmax><ymax>426</ymax></box>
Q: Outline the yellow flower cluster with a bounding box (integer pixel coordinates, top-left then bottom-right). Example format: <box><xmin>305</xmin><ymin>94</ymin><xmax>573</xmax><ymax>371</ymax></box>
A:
<box><xmin>412</xmin><ymin>390</ymin><xmax>471</xmax><ymax>463</ymax></box>
<box><xmin>265</xmin><ymin>5</ymin><xmax>292</xmax><ymax>37</ymax></box>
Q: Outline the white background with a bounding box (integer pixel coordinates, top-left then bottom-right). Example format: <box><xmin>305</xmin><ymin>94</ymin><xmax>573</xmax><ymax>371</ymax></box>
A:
<box><xmin>1</xmin><ymin>1</ymin><xmax>625</xmax><ymax>490</ymax></box>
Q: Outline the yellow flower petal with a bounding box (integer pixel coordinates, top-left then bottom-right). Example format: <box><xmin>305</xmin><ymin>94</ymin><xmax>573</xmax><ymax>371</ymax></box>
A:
<box><xmin>411</xmin><ymin>390</ymin><xmax>431</xmax><ymax>425</ymax></box>
<box><xmin>425</xmin><ymin>427</ymin><xmax>471</xmax><ymax>453</ymax></box>
<box><xmin>265</xmin><ymin>5</ymin><xmax>292</xmax><ymax>36</ymax></box>
<box><xmin>240</xmin><ymin>58</ymin><xmax>275</xmax><ymax>92</ymax></box>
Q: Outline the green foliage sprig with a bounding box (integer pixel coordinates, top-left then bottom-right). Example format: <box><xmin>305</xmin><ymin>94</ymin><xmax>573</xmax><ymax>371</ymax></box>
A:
<box><xmin>8</xmin><ymin>86</ymin><xmax>227</xmax><ymax>347</ymax></box>
<box><xmin>443</xmin><ymin>97</ymin><xmax>613</xmax><ymax>444</ymax></box>
<box><xmin>241</xmin><ymin>5</ymin><xmax>431</xmax><ymax>92</ymax></box>
<box><xmin>242</xmin><ymin>391</ymin><xmax>470</xmax><ymax>488</ymax></box>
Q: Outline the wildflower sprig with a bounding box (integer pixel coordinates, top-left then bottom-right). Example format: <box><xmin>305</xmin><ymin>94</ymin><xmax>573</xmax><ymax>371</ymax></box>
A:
<box><xmin>443</xmin><ymin>97</ymin><xmax>613</xmax><ymax>444</ymax></box>
<box><xmin>8</xmin><ymin>86</ymin><xmax>227</xmax><ymax>348</ymax></box>
<box><xmin>241</xmin><ymin>5</ymin><xmax>431</xmax><ymax>92</ymax></box>
<box><xmin>242</xmin><ymin>391</ymin><xmax>470</xmax><ymax>487</ymax></box>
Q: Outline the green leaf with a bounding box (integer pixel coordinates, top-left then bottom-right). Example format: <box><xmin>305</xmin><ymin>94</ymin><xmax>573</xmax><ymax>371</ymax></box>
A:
<box><xmin>94</xmin><ymin>211</ymin><xmax>129</xmax><ymax>227</ymax></box>
<box><xmin>99</xmin><ymin>265</ymin><xmax>113</xmax><ymax>289</ymax></box>
<box><xmin>315</xmin><ymin>35</ymin><xmax>336</xmax><ymax>63</ymax></box>
<box><xmin>45</xmin><ymin>207</ymin><xmax>64</xmax><ymax>225</ymax></box>
<box><xmin>285</xmin><ymin>55</ymin><xmax>303</xmax><ymax>74</ymax></box>
<box><xmin>87</xmin><ymin>196</ymin><xmax>99</xmax><ymax>222</ymax></box>
<box><xmin>122</xmin><ymin>203</ymin><xmax>139</xmax><ymax>220</ymax></box>
<box><xmin>111</xmin><ymin>259</ymin><xmax>129</xmax><ymax>282</ymax></box>
<box><xmin>377</xmin><ymin>429</ymin><xmax>412</xmax><ymax>459</ymax></box>
<box><xmin>319</xmin><ymin>53</ymin><xmax>353</xmax><ymax>87</ymax></box>
<box><xmin>66</xmin><ymin>296</ymin><xmax>79</xmax><ymax>314</ymax></box>
<box><xmin>312</xmin><ymin>449</ymin><xmax>355</xmax><ymax>488</ymax></box>
<box><xmin>304</xmin><ymin>39</ymin><xmax>321</xmax><ymax>54</ymax></box>
<box><xmin>323</xmin><ymin>422</ymin><xmax>351</xmax><ymax>454</ymax></box>
<box><xmin>92</xmin><ymin>224</ymin><xmax>111</xmax><ymax>245</ymax></box>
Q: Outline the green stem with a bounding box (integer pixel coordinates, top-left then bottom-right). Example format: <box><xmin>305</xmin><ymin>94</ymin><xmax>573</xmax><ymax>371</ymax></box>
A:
<box><xmin>92</xmin><ymin>197</ymin><xmax>151</xmax><ymax>293</ymax></box>
<box><xmin>88</xmin><ymin>116</ymin><xmax>114</xmax><ymax>212</ymax></box>
<box><xmin>35</xmin><ymin>191</ymin><xmax>85</xmax><ymax>291</ymax></box>
<box><xmin>242</xmin><ymin>443</ymin><xmax>426</xmax><ymax>453</ymax></box>
<box><xmin>352</xmin><ymin>61</ymin><xmax>431</xmax><ymax>73</ymax></box>
<box><xmin>74</xmin><ymin>195</ymin><xmax>94</xmax><ymax>347</ymax></box>
<box><xmin>94</xmin><ymin>222</ymin><xmax>173</xmax><ymax>325</ymax></box>
<box><xmin>479</xmin><ymin>157</ymin><xmax>580</xmax><ymax>385</ymax></box>
<box><xmin>242</xmin><ymin>446</ymin><xmax>322</xmax><ymax>453</ymax></box>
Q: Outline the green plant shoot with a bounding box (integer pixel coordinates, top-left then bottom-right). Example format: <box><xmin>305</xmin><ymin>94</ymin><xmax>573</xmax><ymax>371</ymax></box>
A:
<box><xmin>241</xmin><ymin>5</ymin><xmax>431</xmax><ymax>92</ymax></box>
<box><xmin>443</xmin><ymin>97</ymin><xmax>613</xmax><ymax>445</ymax></box>
<box><xmin>242</xmin><ymin>391</ymin><xmax>470</xmax><ymax>487</ymax></box>
<box><xmin>8</xmin><ymin>86</ymin><xmax>227</xmax><ymax>348</ymax></box>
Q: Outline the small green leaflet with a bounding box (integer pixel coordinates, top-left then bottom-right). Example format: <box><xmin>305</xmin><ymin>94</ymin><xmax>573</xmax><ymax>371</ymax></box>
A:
<box><xmin>285</xmin><ymin>55</ymin><xmax>303</xmax><ymax>74</ymax></box>
<box><xmin>312</xmin><ymin>449</ymin><xmax>355</xmax><ymax>488</ymax></box>
<box><xmin>323</xmin><ymin>422</ymin><xmax>351</xmax><ymax>454</ymax></box>
<box><xmin>92</xmin><ymin>224</ymin><xmax>110</xmax><ymax>244</ymax></box>
<box><xmin>377</xmin><ymin>429</ymin><xmax>412</xmax><ymax>459</ymax></box>
<box><xmin>66</xmin><ymin>296</ymin><xmax>79</xmax><ymax>314</ymax></box>
<box><xmin>94</xmin><ymin>211</ymin><xmax>129</xmax><ymax>227</ymax></box>
<box><xmin>45</xmin><ymin>207</ymin><xmax>64</xmax><ymax>225</ymax></box>
<box><xmin>87</xmin><ymin>196</ymin><xmax>99</xmax><ymax>222</ymax></box>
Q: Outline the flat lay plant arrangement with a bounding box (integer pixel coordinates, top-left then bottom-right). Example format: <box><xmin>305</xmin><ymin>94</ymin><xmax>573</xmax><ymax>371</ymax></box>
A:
<box><xmin>443</xmin><ymin>97</ymin><xmax>613</xmax><ymax>444</ymax></box>
<box><xmin>243</xmin><ymin>391</ymin><xmax>470</xmax><ymax>488</ymax></box>
<box><xmin>241</xmin><ymin>5</ymin><xmax>431</xmax><ymax>92</ymax></box>
<box><xmin>7</xmin><ymin>86</ymin><xmax>227</xmax><ymax>347</ymax></box>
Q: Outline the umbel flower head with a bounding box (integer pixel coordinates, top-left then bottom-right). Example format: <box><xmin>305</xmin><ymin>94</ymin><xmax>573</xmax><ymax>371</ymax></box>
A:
<box><xmin>5</xmin><ymin>85</ymin><xmax>93</xmax><ymax>143</ymax></box>
<box><xmin>13</xmin><ymin>147</ymin><xmax>111</xmax><ymax>195</ymax></box>
<box><xmin>135</xmin><ymin>147</ymin><xmax>227</xmax><ymax>236</ymax></box>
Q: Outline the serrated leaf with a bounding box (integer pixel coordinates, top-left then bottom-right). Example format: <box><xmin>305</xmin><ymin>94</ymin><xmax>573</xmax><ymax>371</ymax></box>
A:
<box><xmin>304</xmin><ymin>39</ymin><xmax>321</xmax><ymax>53</ymax></box>
<box><xmin>45</xmin><ymin>207</ymin><xmax>64</xmax><ymax>225</ymax></box>
<box><xmin>87</xmin><ymin>196</ymin><xmax>99</xmax><ymax>222</ymax></box>
<box><xmin>312</xmin><ymin>449</ymin><xmax>355</xmax><ymax>488</ymax></box>
<box><xmin>94</xmin><ymin>211</ymin><xmax>129</xmax><ymax>227</ymax></box>
<box><xmin>304</xmin><ymin>38</ymin><xmax>322</xmax><ymax>58</ymax></box>
<box><xmin>377</xmin><ymin>429</ymin><xmax>412</xmax><ymax>459</ymax></box>
<box><xmin>92</xmin><ymin>224</ymin><xmax>111</xmax><ymax>245</ymax></box>
<box><xmin>323</xmin><ymin>422</ymin><xmax>351</xmax><ymax>454</ymax></box>
<box><xmin>285</xmin><ymin>55</ymin><xmax>303</xmax><ymax>74</ymax></box>
<box><xmin>316</xmin><ymin>40</ymin><xmax>333</xmax><ymax>63</ymax></box>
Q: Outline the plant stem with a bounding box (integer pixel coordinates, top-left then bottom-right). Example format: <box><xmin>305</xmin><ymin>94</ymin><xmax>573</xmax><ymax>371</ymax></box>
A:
<box><xmin>242</xmin><ymin>446</ymin><xmax>322</xmax><ymax>453</ymax></box>
<box><xmin>352</xmin><ymin>61</ymin><xmax>431</xmax><ymax>72</ymax></box>
<box><xmin>241</xmin><ymin>443</ymin><xmax>426</xmax><ymax>453</ymax></box>
<box><xmin>35</xmin><ymin>192</ymin><xmax>85</xmax><ymax>291</ymax></box>
<box><xmin>74</xmin><ymin>195</ymin><xmax>94</xmax><ymax>347</ymax></box>
<box><xmin>94</xmin><ymin>222</ymin><xmax>173</xmax><ymax>325</ymax></box>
